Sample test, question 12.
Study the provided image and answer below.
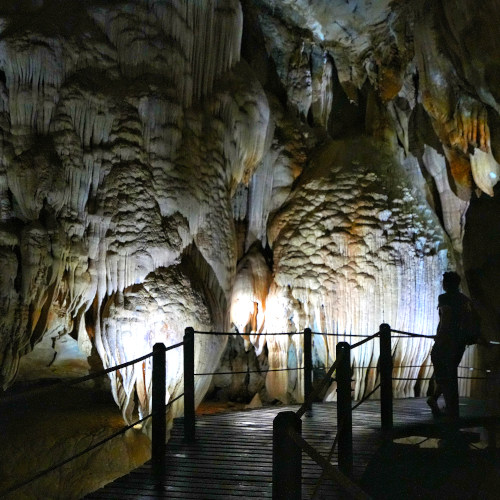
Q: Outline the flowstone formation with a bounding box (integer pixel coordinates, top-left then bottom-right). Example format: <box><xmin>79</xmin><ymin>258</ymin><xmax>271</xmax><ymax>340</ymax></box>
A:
<box><xmin>229</xmin><ymin>0</ymin><xmax>498</xmax><ymax>401</ymax></box>
<box><xmin>0</xmin><ymin>0</ymin><xmax>499</xmax><ymax>426</ymax></box>
<box><xmin>265</xmin><ymin>137</ymin><xmax>448</xmax><ymax>400</ymax></box>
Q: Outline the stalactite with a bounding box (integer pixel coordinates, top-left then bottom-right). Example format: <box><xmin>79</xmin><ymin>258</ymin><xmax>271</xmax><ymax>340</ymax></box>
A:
<box><xmin>422</xmin><ymin>145</ymin><xmax>469</xmax><ymax>255</ymax></box>
<box><xmin>90</xmin><ymin>0</ymin><xmax>242</xmax><ymax>107</ymax></box>
<box><xmin>98</xmin><ymin>264</ymin><xmax>226</xmax><ymax>423</ymax></box>
<box><xmin>0</xmin><ymin>36</ymin><xmax>66</xmax><ymax>134</ymax></box>
<box><xmin>310</xmin><ymin>47</ymin><xmax>333</xmax><ymax>127</ymax></box>
<box><xmin>230</xmin><ymin>244</ymin><xmax>272</xmax><ymax>353</ymax></box>
<box><xmin>414</xmin><ymin>1</ymin><xmax>500</xmax><ymax>198</ymax></box>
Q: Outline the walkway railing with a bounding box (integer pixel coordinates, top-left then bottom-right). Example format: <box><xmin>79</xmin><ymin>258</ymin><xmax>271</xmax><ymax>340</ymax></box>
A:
<box><xmin>1</xmin><ymin>324</ymin><xmax>496</xmax><ymax>498</ymax></box>
<box><xmin>271</xmin><ymin>324</ymin><xmax>497</xmax><ymax>500</ymax></box>
<box><xmin>0</xmin><ymin>340</ymin><xmax>184</xmax><ymax>496</ymax></box>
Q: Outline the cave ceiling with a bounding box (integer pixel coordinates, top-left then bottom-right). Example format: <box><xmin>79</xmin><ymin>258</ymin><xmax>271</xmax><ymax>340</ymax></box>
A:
<box><xmin>0</xmin><ymin>0</ymin><xmax>498</xmax><ymax>416</ymax></box>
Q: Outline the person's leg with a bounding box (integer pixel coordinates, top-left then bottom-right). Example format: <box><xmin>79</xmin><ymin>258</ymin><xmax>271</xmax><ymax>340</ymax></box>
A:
<box><xmin>445</xmin><ymin>346</ymin><xmax>465</xmax><ymax>420</ymax></box>
<box><xmin>427</xmin><ymin>392</ymin><xmax>442</xmax><ymax>416</ymax></box>
<box><xmin>430</xmin><ymin>376</ymin><xmax>442</xmax><ymax>400</ymax></box>
<box><xmin>445</xmin><ymin>368</ymin><xmax>459</xmax><ymax>418</ymax></box>
<box><xmin>428</xmin><ymin>353</ymin><xmax>444</xmax><ymax>416</ymax></box>
<box><xmin>440</xmin><ymin>358</ymin><xmax>459</xmax><ymax>420</ymax></box>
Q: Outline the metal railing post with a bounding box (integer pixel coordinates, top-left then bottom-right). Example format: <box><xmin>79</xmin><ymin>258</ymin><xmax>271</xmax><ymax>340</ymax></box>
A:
<box><xmin>336</xmin><ymin>341</ymin><xmax>352</xmax><ymax>477</ymax></box>
<box><xmin>152</xmin><ymin>342</ymin><xmax>166</xmax><ymax>476</ymax></box>
<box><xmin>272</xmin><ymin>411</ymin><xmax>302</xmax><ymax>500</ymax></box>
<box><xmin>304</xmin><ymin>328</ymin><xmax>312</xmax><ymax>413</ymax></box>
<box><xmin>379</xmin><ymin>323</ymin><xmax>393</xmax><ymax>435</ymax></box>
<box><xmin>184</xmin><ymin>327</ymin><xmax>195</xmax><ymax>442</ymax></box>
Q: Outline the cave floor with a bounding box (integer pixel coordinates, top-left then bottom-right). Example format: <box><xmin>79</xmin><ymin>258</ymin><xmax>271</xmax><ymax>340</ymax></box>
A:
<box><xmin>86</xmin><ymin>398</ymin><xmax>499</xmax><ymax>500</ymax></box>
<box><xmin>0</xmin><ymin>383</ymin><xmax>151</xmax><ymax>500</ymax></box>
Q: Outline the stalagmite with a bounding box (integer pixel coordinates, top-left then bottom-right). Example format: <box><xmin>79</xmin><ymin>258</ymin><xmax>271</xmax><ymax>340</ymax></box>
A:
<box><xmin>230</xmin><ymin>244</ymin><xmax>272</xmax><ymax>353</ymax></box>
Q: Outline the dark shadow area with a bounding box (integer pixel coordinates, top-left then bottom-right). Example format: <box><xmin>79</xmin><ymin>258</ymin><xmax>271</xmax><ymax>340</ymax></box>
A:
<box><xmin>180</xmin><ymin>242</ymin><xmax>228</xmax><ymax>331</ymax></box>
<box><xmin>328</xmin><ymin>66</ymin><xmax>367</xmax><ymax>139</ymax></box>
<box><xmin>361</xmin><ymin>439</ymin><xmax>499</xmax><ymax>499</ymax></box>
<box><xmin>463</xmin><ymin>185</ymin><xmax>500</xmax><ymax>365</ymax></box>
<box><xmin>240</xmin><ymin>0</ymin><xmax>288</xmax><ymax>107</ymax></box>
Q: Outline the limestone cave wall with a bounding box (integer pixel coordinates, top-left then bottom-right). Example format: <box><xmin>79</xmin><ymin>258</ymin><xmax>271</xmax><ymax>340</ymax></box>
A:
<box><xmin>0</xmin><ymin>0</ymin><xmax>498</xmax><ymax>419</ymax></box>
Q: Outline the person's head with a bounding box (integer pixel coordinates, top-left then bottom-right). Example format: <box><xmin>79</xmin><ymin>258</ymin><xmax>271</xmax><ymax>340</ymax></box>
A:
<box><xmin>443</xmin><ymin>271</ymin><xmax>461</xmax><ymax>292</ymax></box>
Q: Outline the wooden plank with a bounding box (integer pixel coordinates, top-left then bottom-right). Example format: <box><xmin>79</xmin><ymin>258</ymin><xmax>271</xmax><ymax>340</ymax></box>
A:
<box><xmin>86</xmin><ymin>398</ymin><xmax>492</xmax><ymax>500</ymax></box>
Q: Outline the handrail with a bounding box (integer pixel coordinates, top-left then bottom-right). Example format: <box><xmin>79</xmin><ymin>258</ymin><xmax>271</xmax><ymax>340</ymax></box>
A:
<box><xmin>0</xmin><ymin>341</ymin><xmax>184</xmax><ymax>403</ymax></box>
<box><xmin>191</xmin><ymin>325</ymin><xmax>488</xmax><ymax>423</ymax></box>
<box><xmin>352</xmin><ymin>384</ymin><xmax>381</xmax><ymax>411</ymax></box>
<box><xmin>350</xmin><ymin>332</ymin><xmax>379</xmax><ymax>349</ymax></box>
<box><xmin>273</xmin><ymin>321</ymin><xmax>495</xmax><ymax>499</ymax></box>
<box><xmin>195</xmin><ymin>366</ymin><xmax>304</xmax><ymax>376</ymax></box>
<box><xmin>195</xmin><ymin>329</ymin><xmax>385</xmax><ymax>338</ymax></box>
<box><xmin>191</xmin><ymin>326</ymin><xmax>495</xmax><ymax>500</ymax></box>
<box><xmin>1</xmin><ymin>340</ymin><xmax>185</xmax><ymax>497</ymax></box>
<box><xmin>390</xmin><ymin>328</ymin><xmax>436</xmax><ymax>339</ymax></box>
<box><xmin>1</xmin><ymin>352</ymin><xmax>153</xmax><ymax>402</ymax></box>
<box><xmin>296</xmin><ymin>359</ymin><xmax>337</xmax><ymax>419</ymax></box>
<box><xmin>194</xmin><ymin>330</ymin><xmax>293</xmax><ymax>335</ymax></box>
<box><xmin>5</xmin><ymin>324</ymin><xmax>492</xmax><ymax>499</ymax></box>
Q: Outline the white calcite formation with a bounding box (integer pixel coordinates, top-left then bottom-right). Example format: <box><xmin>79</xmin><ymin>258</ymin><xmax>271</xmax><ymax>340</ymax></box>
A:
<box><xmin>262</xmin><ymin>137</ymin><xmax>451</xmax><ymax>401</ymax></box>
<box><xmin>0</xmin><ymin>0</ymin><xmax>270</xmax><ymax>423</ymax></box>
<box><xmin>0</xmin><ymin>0</ymin><xmax>499</xmax><ymax>429</ymax></box>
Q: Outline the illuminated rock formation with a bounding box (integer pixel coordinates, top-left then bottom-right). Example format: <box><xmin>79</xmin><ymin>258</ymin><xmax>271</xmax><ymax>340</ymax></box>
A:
<box><xmin>0</xmin><ymin>0</ymin><xmax>270</xmax><ymax>423</ymax></box>
<box><xmin>263</xmin><ymin>136</ymin><xmax>451</xmax><ymax>401</ymax></box>
<box><xmin>0</xmin><ymin>0</ymin><xmax>498</xmax><ymax>425</ymax></box>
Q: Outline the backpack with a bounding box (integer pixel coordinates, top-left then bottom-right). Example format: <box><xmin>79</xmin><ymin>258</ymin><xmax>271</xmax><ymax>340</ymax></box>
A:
<box><xmin>458</xmin><ymin>299</ymin><xmax>482</xmax><ymax>346</ymax></box>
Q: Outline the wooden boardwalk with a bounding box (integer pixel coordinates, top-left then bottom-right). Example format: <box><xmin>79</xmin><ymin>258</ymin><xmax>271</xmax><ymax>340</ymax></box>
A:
<box><xmin>86</xmin><ymin>398</ymin><xmax>491</xmax><ymax>499</ymax></box>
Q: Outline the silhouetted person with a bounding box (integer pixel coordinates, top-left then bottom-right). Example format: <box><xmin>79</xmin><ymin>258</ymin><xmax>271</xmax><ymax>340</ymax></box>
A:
<box><xmin>427</xmin><ymin>272</ymin><xmax>471</xmax><ymax>420</ymax></box>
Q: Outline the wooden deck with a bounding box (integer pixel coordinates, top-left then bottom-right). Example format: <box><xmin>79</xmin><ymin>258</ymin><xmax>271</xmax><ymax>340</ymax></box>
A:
<box><xmin>86</xmin><ymin>398</ymin><xmax>493</xmax><ymax>499</ymax></box>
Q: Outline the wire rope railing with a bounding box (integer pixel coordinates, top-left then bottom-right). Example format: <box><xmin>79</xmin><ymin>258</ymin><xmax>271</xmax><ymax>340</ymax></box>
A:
<box><xmin>186</xmin><ymin>327</ymin><xmax>381</xmax><ymax>499</ymax></box>
<box><xmin>271</xmin><ymin>327</ymin><xmax>381</xmax><ymax>499</ymax></box>
<box><xmin>0</xmin><ymin>340</ymin><xmax>185</xmax><ymax>497</ymax></box>
<box><xmin>4</xmin><ymin>324</ymin><xmax>496</xmax><ymax>499</ymax></box>
<box><xmin>271</xmin><ymin>323</ymin><xmax>498</xmax><ymax>500</ymax></box>
<box><xmin>0</xmin><ymin>350</ymin><xmax>157</xmax><ymax>403</ymax></box>
<box><xmin>189</xmin><ymin>324</ymin><xmax>497</xmax><ymax>499</ymax></box>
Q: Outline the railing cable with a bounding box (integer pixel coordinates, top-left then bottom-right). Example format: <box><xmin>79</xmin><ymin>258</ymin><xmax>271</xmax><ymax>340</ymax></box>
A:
<box><xmin>392</xmin><ymin>377</ymin><xmax>433</xmax><ymax>381</ymax></box>
<box><xmin>390</xmin><ymin>328</ymin><xmax>435</xmax><ymax>339</ymax></box>
<box><xmin>311</xmin><ymin>415</ymin><xmax>347</xmax><ymax>499</ymax></box>
<box><xmin>295</xmin><ymin>332</ymin><xmax>379</xmax><ymax>419</ymax></box>
<box><xmin>352</xmin><ymin>383</ymin><xmax>381</xmax><ymax>412</ymax></box>
<box><xmin>353</xmin><ymin>365</ymin><xmax>488</xmax><ymax>371</ymax></box>
<box><xmin>311</xmin><ymin>332</ymin><xmax>379</xmax><ymax>338</ymax></box>
<box><xmin>1</xmin><ymin>342</ymin><xmax>183</xmax><ymax>403</ymax></box>
<box><xmin>194</xmin><ymin>330</ymin><xmax>293</xmax><ymax>336</ymax></box>
<box><xmin>1</xmin><ymin>351</ymin><xmax>153</xmax><ymax>402</ymax></box>
<box><xmin>194</xmin><ymin>329</ymin><xmax>384</xmax><ymax>339</ymax></box>
<box><xmin>351</xmin><ymin>332</ymin><xmax>379</xmax><ymax>349</ymax></box>
<box><xmin>195</xmin><ymin>366</ymin><xmax>303</xmax><ymax>376</ymax></box>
